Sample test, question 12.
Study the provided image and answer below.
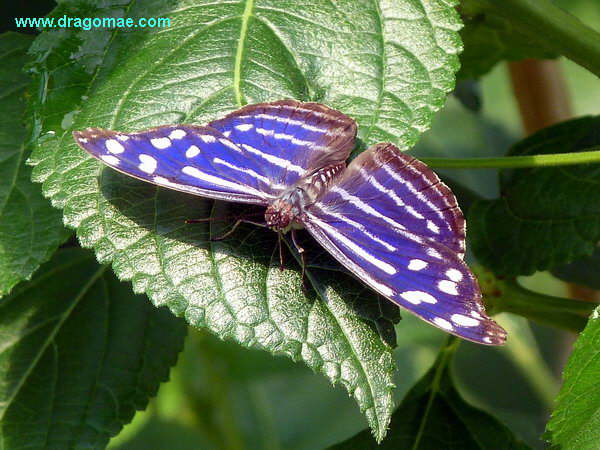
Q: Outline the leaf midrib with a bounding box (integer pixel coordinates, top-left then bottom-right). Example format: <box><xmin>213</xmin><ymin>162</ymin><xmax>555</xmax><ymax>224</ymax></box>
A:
<box><xmin>234</xmin><ymin>0</ymin><xmax>254</xmax><ymax>107</ymax></box>
<box><xmin>0</xmin><ymin>264</ymin><xmax>108</xmax><ymax>422</ymax></box>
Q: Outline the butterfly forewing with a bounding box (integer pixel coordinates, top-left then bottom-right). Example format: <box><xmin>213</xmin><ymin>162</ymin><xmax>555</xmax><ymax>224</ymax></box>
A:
<box><xmin>303</xmin><ymin>143</ymin><xmax>506</xmax><ymax>345</ymax></box>
<box><xmin>73</xmin><ymin>125</ymin><xmax>285</xmax><ymax>204</ymax></box>
<box><xmin>209</xmin><ymin>100</ymin><xmax>357</xmax><ymax>186</ymax></box>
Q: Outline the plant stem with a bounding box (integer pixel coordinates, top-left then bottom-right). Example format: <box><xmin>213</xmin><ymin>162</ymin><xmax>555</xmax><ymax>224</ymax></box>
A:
<box><xmin>476</xmin><ymin>0</ymin><xmax>600</xmax><ymax>77</ymax></box>
<box><xmin>495</xmin><ymin>280</ymin><xmax>596</xmax><ymax>333</ymax></box>
<box><xmin>499</xmin><ymin>315</ymin><xmax>559</xmax><ymax>409</ymax></box>
<box><xmin>421</xmin><ymin>148</ymin><xmax>600</xmax><ymax>169</ymax></box>
<box><xmin>508</xmin><ymin>59</ymin><xmax>572</xmax><ymax>134</ymax></box>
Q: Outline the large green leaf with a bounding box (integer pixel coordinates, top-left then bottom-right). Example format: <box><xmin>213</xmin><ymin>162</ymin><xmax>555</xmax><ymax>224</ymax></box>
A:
<box><xmin>0</xmin><ymin>248</ymin><xmax>187</xmax><ymax>448</ymax></box>
<box><xmin>331</xmin><ymin>340</ymin><xmax>529</xmax><ymax>449</ymax></box>
<box><xmin>468</xmin><ymin>116</ymin><xmax>600</xmax><ymax>277</ymax></box>
<box><xmin>0</xmin><ymin>32</ymin><xmax>67</xmax><ymax>296</ymax></box>
<box><xmin>26</xmin><ymin>0</ymin><xmax>463</xmax><ymax>439</ymax></box>
<box><xmin>546</xmin><ymin>307</ymin><xmax>600</xmax><ymax>449</ymax></box>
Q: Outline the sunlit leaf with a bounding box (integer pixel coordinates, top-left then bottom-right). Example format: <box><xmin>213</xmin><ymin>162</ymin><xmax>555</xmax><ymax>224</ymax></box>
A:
<box><xmin>27</xmin><ymin>0</ymin><xmax>463</xmax><ymax>439</ymax></box>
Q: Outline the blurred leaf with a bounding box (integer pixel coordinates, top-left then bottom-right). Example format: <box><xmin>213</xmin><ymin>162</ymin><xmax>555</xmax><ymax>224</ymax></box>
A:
<box><xmin>458</xmin><ymin>1</ymin><xmax>556</xmax><ymax>79</ymax></box>
<box><xmin>552</xmin><ymin>247</ymin><xmax>600</xmax><ymax>290</ymax></box>
<box><xmin>411</xmin><ymin>96</ymin><xmax>516</xmax><ymax>199</ymax></box>
<box><xmin>331</xmin><ymin>340</ymin><xmax>529</xmax><ymax>449</ymax></box>
<box><xmin>452</xmin><ymin>79</ymin><xmax>482</xmax><ymax>112</ymax></box>
<box><xmin>0</xmin><ymin>248</ymin><xmax>187</xmax><ymax>448</ymax></box>
<box><xmin>0</xmin><ymin>32</ymin><xmax>67</xmax><ymax>296</ymax></box>
<box><xmin>26</xmin><ymin>0</ymin><xmax>464</xmax><ymax>439</ymax></box>
<box><xmin>112</xmin><ymin>314</ymin><xmax>445</xmax><ymax>450</ymax></box>
<box><xmin>469</xmin><ymin>116</ymin><xmax>600</xmax><ymax>276</ymax></box>
<box><xmin>546</xmin><ymin>307</ymin><xmax>600</xmax><ymax>449</ymax></box>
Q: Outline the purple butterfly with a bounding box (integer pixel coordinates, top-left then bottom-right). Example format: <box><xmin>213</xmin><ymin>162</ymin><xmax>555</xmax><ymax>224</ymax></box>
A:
<box><xmin>73</xmin><ymin>100</ymin><xmax>506</xmax><ymax>345</ymax></box>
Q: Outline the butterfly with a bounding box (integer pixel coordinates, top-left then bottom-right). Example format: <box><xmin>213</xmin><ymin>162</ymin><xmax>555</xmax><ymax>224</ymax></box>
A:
<box><xmin>73</xmin><ymin>99</ymin><xmax>507</xmax><ymax>345</ymax></box>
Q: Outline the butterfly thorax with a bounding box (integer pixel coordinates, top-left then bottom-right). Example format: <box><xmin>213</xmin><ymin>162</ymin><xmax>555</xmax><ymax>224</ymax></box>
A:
<box><xmin>265</xmin><ymin>163</ymin><xmax>345</xmax><ymax>232</ymax></box>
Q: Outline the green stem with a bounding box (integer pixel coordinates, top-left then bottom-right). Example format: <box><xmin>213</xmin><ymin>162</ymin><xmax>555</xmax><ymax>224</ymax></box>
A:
<box><xmin>421</xmin><ymin>148</ymin><xmax>600</xmax><ymax>169</ymax></box>
<box><xmin>412</xmin><ymin>336</ymin><xmax>459</xmax><ymax>450</ymax></box>
<box><xmin>495</xmin><ymin>279</ymin><xmax>596</xmax><ymax>333</ymax></box>
<box><xmin>475</xmin><ymin>0</ymin><xmax>600</xmax><ymax>77</ymax></box>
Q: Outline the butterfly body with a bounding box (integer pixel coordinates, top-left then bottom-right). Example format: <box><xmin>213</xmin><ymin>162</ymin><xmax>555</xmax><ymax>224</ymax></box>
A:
<box><xmin>265</xmin><ymin>163</ymin><xmax>346</xmax><ymax>231</ymax></box>
<box><xmin>73</xmin><ymin>99</ymin><xmax>507</xmax><ymax>345</ymax></box>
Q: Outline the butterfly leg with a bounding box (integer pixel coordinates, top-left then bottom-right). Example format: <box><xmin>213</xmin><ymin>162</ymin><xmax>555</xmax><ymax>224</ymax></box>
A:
<box><xmin>210</xmin><ymin>219</ymin><xmax>244</xmax><ymax>241</ymax></box>
<box><xmin>291</xmin><ymin>229</ymin><xmax>308</xmax><ymax>292</ymax></box>
<box><xmin>277</xmin><ymin>232</ymin><xmax>285</xmax><ymax>271</ymax></box>
<box><xmin>209</xmin><ymin>217</ymin><xmax>268</xmax><ymax>242</ymax></box>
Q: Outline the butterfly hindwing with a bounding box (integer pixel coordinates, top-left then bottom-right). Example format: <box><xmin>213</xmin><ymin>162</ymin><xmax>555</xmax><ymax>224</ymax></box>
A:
<box><xmin>303</xmin><ymin>143</ymin><xmax>506</xmax><ymax>345</ymax></box>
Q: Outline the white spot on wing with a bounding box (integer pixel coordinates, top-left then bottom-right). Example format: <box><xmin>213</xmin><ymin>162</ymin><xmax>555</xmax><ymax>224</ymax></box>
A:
<box><xmin>446</xmin><ymin>269</ymin><xmax>463</xmax><ymax>282</ymax></box>
<box><xmin>116</xmin><ymin>135</ymin><xmax>129</xmax><ymax>141</ymax></box>
<box><xmin>427</xmin><ymin>248</ymin><xmax>442</xmax><ymax>259</ymax></box>
<box><xmin>433</xmin><ymin>317</ymin><xmax>454</xmax><ymax>331</ymax></box>
<box><xmin>138</xmin><ymin>154</ymin><xmax>157</xmax><ymax>174</ymax></box>
<box><xmin>150</xmin><ymin>137</ymin><xmax>171</xmax><ymax>149</ymax></box>
<box><xmin>106</xmin><ymin>139</ymin><xmax>125</xmax><ymax>154</ymax></box>
<box><xmin>185</xmin><ymin>145</ymin><xmax>200</xmax><ymax>158</ymax></box>
<box><xmin>407</xmin><ymin>259</ymin><xmax>428</xmax><ymax>271</ymax></box>
<box><xmin>169</xmin><ymin>129</ymin><xmax>187</xmax><ymax>139</ymax></box>
<box><xmin>100</xmin><ymin>154</ymin><xmax>120</xmax><ymax>165</ymax></box>
<box><xmin>400</xmin><ymin>290</ymin><xmax>437</xmax><ymax>305</ymax></box>
<box><xmin>200</xmin><ymin>135</ymin><xmax>216</xmax><ymax>144</ymax></box>
<box><xmin>256</xmin><ymin>127</ymin><xmax>274</xmax><ymax>137</ymax></box>
<box><xmin>427</xmin><ymin>220</ymin><xmax>440</xmax><ymax>234</ymax></box>
<box><xmin>78</xmin><ymin>137</ymin><xmax>88</xmax><ymax>143</ymax></box>
<box><xmin>405</xmin><ymin>205</ymin><xmax>424</xmax><ymax>219</ymax></box>
<box><xmin>153</xmin><ymin>176</ymin><xmax>178</xmax><ymax>188</ymax></box>
<box><xmin>451</xmin><ymin>314</ymin><xmax>479</xmax><ymax>327</ymax></box>
<box><xmin>438</xmin><ymin>280</ymin><xmax>459</xmax><ymax>295</ymax></box>
<box><xmin>235</xmin><ymin>123</ymin><xmax>253</xmax><ymax>132</ymax></box>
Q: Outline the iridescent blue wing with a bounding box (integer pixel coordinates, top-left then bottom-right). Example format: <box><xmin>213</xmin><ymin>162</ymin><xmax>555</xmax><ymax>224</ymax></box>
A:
<box><xmin>74</xmin><ymin>101</ymin><xmax>356</xmax><ymax>204</ymax></box>
<box><xmin>209</xmin><ymin>100</ymin><xmax>357</xmax><ymax>187</ymax></box>
<box><xmin>303</xmin><ymin>143</ymin><xmax>506</xmax><ymax>345</ymax></box>
<box><xmin>73</xmin><ymin>125</ymin><xmax>284</xmax><ymax>205</ymax></box>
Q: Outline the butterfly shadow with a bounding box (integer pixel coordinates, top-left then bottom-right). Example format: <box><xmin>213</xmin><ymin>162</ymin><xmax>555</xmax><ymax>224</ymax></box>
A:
<box><xmin>99</xmin><ymin>170</ymin><xmax>400</xmax><ymax>347</ymax></box>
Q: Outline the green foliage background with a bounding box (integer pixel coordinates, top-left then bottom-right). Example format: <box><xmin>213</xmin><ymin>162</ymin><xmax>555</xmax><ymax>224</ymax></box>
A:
<box><xmin>0</xmin><ymin>0</ymin><xmax>599</xmax><ymax>449</ymax></box>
